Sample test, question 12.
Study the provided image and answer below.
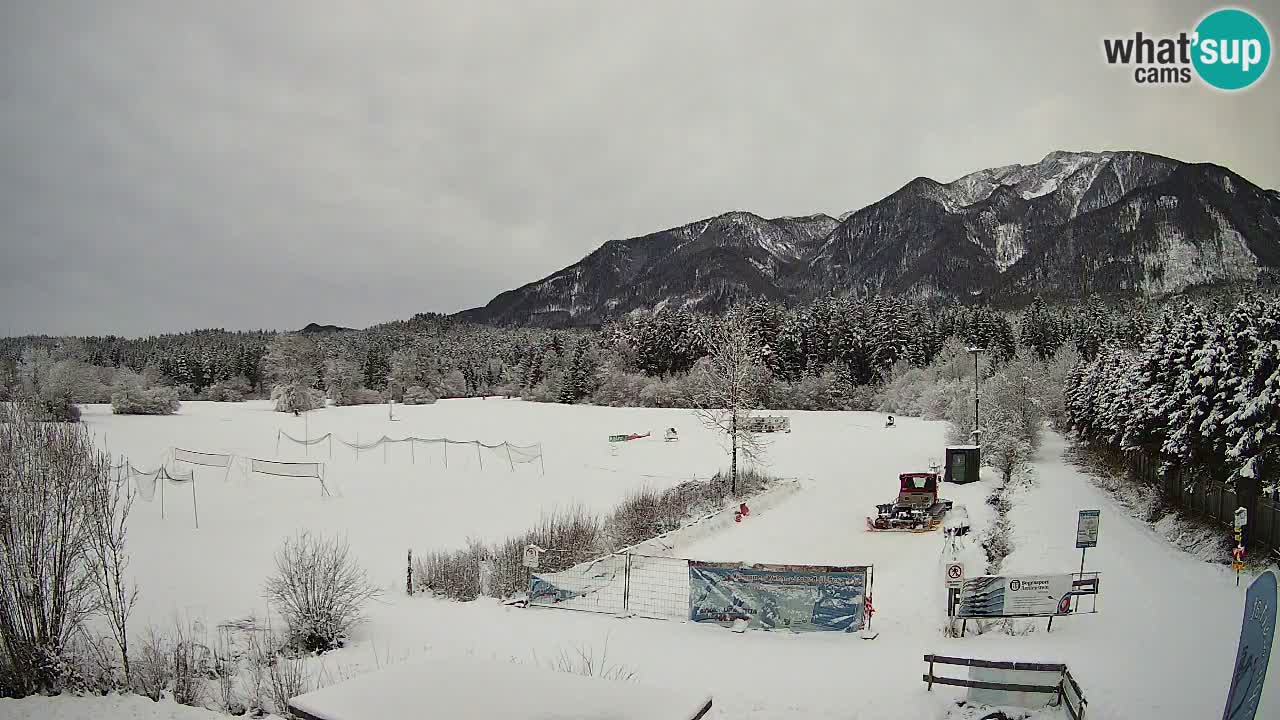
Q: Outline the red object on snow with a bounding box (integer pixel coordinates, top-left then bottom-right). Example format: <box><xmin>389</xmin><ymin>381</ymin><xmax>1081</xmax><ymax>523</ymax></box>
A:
<box><xmin>739</xmin><ymin>502</ymin><xmax>750</xmax><ymax>517</ymax></box>
<box><xmin>734</xmin><ymin>511</ymin><xmax>742</xmax><ymax>523</ymax></box>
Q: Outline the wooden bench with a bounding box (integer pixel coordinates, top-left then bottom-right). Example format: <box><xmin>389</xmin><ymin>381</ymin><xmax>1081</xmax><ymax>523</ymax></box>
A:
<box><xmin>923</xmin><ymin>654</ymin><xmax>1088</xmax><ymax>720</ymax></box>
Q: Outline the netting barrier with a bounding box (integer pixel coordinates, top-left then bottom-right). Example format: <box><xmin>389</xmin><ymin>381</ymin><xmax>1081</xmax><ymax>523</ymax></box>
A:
<box><xmin>112</xmin><ymin>461</ymin><xmax>199</xmax><ymax>526</ymax></box>
<box><xmin>277</xmin><ymin>430</ymin><xmax>544</xmax><ymax>473</ymax></box>
<box><xmin>248</xmin><ymin>458</ymin><xmax>329</xmax><ymax>496</ymax></box>
<box><xmin>173</xmin><ymin>447</ymin><xmax>234</xmax><ymax>468</ymax></box>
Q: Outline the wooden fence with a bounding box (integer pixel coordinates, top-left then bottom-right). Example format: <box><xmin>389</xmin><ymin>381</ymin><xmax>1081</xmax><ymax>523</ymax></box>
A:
<box><xmin>1128</xmin><ymin>451</ymin><xmax>1280</xmax><ymax>557</ymax></box>
<box><xmin>923</xmin><ymin>655</ymin><xmax>1087</xmax><ymax>720</ymax></box>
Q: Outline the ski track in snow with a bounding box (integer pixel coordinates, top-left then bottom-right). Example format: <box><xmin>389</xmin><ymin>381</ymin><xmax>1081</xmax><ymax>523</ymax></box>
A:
<box><xmin>4</xmin><ymin>401</ymin><xmax>1276</xmax><ymax>720</ymax></box>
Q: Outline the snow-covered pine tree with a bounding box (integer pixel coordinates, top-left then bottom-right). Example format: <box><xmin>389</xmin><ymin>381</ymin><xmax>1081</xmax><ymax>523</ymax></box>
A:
<box><xmin>1164</xmin><ymin>318</ymin><xmax>1225</xmax><ymax>469</ymax></box>
<box><xmin>1019</xmin><ymin>297</ymin><xmax>1063</xmax><ymax>360</ymax></box>
<box><xmin>1228</xmin><ymin>336</ymin><xmax>1280</xmax><ymax>477</ymax></box>
<box><xmin>1119</xmin><ymin>309</ymin><xmax>1176</xmax><ymax>454</ymax></box>
<box><xmin>558</xmin><ymin>340</ymin><xmax>590</xmax><ymax>404</ymax></box>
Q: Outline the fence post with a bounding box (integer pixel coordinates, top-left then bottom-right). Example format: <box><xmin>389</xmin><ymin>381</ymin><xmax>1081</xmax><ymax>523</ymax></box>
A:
<box><xmin>927</xmin><ymin>656</ymin><xmax>935</xmax><ymax>691</ymax></box>
<box><xmin>622</xmin><ymin>553</ymin><xmax>632</xmax><ymax>614</ymax></box>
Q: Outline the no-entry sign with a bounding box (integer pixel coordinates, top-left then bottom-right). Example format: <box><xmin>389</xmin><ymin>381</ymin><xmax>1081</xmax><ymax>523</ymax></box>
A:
<box><xmin>945</xmin><ymin>562</ymin><xmax>964</xmax><ymax>587</ymax></box>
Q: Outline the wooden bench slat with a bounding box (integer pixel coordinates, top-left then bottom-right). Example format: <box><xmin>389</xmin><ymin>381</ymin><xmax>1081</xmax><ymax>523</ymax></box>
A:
<box><xmin>920</xmin><ymin>675</ymin><xmax>1062</xmax><ymax>694</ymax></box>
<box><xmin>923</xmin><ymin>655</ymin><xmax>1066</xmax><ymax>672</ymax></box>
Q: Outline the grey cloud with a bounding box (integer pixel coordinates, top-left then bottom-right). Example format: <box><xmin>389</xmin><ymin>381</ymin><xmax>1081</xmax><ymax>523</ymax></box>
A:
<box><xmin>1</xmin><ymin>0</ymin><xmax>1277</xmax><ymax>336</ymax></box>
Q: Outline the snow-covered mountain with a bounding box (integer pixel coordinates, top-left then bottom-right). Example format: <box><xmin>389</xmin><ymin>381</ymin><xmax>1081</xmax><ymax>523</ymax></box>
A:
<box><xmin>460</xmin><ymin>151</ymin><xmax>1280</xmax><ymax>326</ymax></box>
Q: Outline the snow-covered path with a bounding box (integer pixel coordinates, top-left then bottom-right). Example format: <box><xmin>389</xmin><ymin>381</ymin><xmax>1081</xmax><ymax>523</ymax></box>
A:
<box><xmin>957</xmin><ymin>431</ymin><xmax>1280</xmax><ymax>720</ymax></box>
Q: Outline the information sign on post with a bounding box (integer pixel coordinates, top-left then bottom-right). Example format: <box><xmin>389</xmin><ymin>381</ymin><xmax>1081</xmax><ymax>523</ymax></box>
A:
<box><xmin>1075</xmin><ymin>510</ymin><xmax>1100</xmax><ymax>549</ymax></box>
<box><xmin>522</xmin><ymin>545</ymin><xmax>541</xmax><ymax>570</ymax></box>
<box><xmin>1073</xmin><ymin>510</ymin><xmax>1100</xmax><ymax>612</ymax></box>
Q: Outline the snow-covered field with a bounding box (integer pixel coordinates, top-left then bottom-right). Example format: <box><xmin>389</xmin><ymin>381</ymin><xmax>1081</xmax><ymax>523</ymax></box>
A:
<box><xmin>3</xmin><ymin>399</ymin><xmax>1276</xmax><ymax>719</ymax></box>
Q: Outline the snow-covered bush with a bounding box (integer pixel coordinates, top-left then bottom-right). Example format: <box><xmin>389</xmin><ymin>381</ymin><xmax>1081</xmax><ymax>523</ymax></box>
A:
<box><xmin>111</xmin><ymin>385</ymin><xmax>180</xmax><ymax>415</ymax></box>
<box><xmin>206</xmin><ymin>376</ymin><xmax>252</xmax><ymax>402</ymax></box>
<box><xmin>340</xmin><ymin>388</ymin><xmax>384</xmax><ymax>406</ymax></box>
<box><xmin>270</xmin><ymin>383</ymin><xmax>325</xmax><ymax>413</ymax></box>
<box><xmin>402</xmin><ymin>385</ymin><xmax>437</xmax><ymax>405</ymax></box>
<box><xmin>263</xmin><ymin>532</ymin><xmax>380</xmax><ymax>653</ymax></box>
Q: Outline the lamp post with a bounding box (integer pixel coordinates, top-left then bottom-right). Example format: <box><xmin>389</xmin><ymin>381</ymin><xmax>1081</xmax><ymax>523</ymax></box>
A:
<box><xmin>966</xmin><ymin>347</ymin><xmax>987</xmax><ymax>445</ymax></box>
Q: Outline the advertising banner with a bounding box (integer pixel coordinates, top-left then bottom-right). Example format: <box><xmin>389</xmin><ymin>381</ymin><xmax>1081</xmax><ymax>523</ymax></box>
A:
<box><xmin>1223</xmin><ymin>570</ymin><xmax>1277</xmax><ymax>720</ymax></box>
<box><xmin>688</xmin><ymin>561</ymin><xmax>869</xmax><ymax>632</ymax></box>
<box><xmin>957</xmin><ymin>574</ymin><xmax>1075</xmax><ymax>618</ymax></box>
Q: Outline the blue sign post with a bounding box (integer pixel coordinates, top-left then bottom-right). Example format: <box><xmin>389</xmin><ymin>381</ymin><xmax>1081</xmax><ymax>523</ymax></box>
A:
<box><xmin>1223</xmin><ymin>570</ymin><xmax>1277</xmax><ymax>720</ymax></box>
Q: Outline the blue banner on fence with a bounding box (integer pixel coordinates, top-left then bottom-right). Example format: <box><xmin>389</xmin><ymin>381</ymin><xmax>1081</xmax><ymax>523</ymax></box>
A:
<box><xmin>688</xmin><ymin>562</ymin><xmax>869</xmax><ymax>632</ymax></box>
<box><xmin>1223</xmin><ymin>570</ymin><xmax>1277</xmax><ymax>720</ymax></box>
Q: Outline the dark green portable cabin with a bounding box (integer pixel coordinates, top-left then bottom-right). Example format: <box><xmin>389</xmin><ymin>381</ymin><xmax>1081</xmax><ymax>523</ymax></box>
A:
<box><xmin>944</xmin><ymin>445</ymin><xmax>981</xmax><ymax>484</ymax></box>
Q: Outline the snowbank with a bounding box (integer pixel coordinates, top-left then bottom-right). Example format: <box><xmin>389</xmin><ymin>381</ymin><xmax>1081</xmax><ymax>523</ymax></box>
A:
<box><xmin>0</xmin><ymin>694</ymin><xmax>236</xmax><ymax>720</ymax></box>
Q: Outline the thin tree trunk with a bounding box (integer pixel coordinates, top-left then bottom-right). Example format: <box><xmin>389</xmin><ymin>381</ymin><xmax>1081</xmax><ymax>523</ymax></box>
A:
<box><xmin>731</xmin><ymin>410</ymin><xmax>738</xmax><ymax>496</ymax></box>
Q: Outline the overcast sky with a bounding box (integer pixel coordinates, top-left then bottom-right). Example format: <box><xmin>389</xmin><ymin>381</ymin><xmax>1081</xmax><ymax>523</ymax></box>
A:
<box><xmin>2</xmin><ymin>1</ymin><xmax>1277</xmax><ymax>336</ymax></box>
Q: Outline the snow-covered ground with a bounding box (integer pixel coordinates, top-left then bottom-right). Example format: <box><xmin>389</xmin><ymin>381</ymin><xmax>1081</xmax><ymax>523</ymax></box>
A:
<box><xmin>3</xmin><ymin>400</ymin><xmax>1275</xmax><ymax>719</ymax></box>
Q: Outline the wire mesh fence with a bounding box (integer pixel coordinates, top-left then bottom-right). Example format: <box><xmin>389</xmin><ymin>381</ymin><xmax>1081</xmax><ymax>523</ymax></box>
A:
<box><xmin>528</xmin><ymin>552</ymin><xmax>690</xmax><ymax>621</ymax></box>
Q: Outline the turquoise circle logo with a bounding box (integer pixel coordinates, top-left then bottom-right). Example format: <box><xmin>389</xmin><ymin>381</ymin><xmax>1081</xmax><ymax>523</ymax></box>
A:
<box><xmin>1192</xmin><ymin>8</ymin><xmax>1271</xmax><ymax>90</ymax></box>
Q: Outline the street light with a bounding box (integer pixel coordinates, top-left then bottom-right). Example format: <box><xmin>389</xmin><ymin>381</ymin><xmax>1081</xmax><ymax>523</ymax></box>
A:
<box><xmin>966</xmin><ymin>347</ymin><xmax>987</xmax><ymax>446</ymax></box>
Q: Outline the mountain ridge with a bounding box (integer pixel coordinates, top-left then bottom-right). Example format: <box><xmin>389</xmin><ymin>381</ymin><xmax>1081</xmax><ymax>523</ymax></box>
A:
<box><xmin>458</xmin><ymin>150</ymin><xmax>1280</xmax><ymax>326</ymax></box>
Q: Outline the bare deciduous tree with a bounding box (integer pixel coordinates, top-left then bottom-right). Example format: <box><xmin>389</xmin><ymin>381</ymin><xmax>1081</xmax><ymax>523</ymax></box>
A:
<box><xmin>263</xmin><ymin>531</ymin><xmax>381</xmax><ymax>653</ymax></box>
<box><xmin>85</xmin><ymin>464</ymin><xmax>138</xmax><ymax>685</ymax></box>
<box><xmin>691</xmin><ymin>313</ymin><xmax>770</xmax><ymax>494</ymax></box>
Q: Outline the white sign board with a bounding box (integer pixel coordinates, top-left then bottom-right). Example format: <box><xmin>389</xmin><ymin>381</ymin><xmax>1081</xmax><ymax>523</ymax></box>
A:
<box><xmin>522</xmin><ymin>545</ymin><xmax>540</xmax><ymax>569</ymax></box>
<box><xmin>957</xmin><ymin>574</ymin><xmax>1075</xmax><ymax>618</ymax></box>
<box><xmin>1075</xmin><ymin>509</ymin><xmax>1100</xmax><ymax>549</ymax></box>
<box><xmin>1235</xmin><ymin>507</ymin><xmax>1248</xmax><ymax>529</ymax></box>
<box><xmin>945</xmin><ymin>562</ymin><xmax>965</xmax><ymax>588</ymax></box>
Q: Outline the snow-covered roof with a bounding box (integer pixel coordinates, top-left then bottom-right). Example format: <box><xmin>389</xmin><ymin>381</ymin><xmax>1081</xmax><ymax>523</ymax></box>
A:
<box><xmin>947</xmin><ymin>445</ymin><xmax>981</xmax><ymax>450</ymax></box>
<box><xmin>287</xmin><ymin>655</ymin><xmax>714</xmax><ymax>720</ymax></box>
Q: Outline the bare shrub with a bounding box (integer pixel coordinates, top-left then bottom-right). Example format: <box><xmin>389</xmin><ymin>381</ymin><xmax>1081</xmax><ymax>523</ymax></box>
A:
<box><xmin>212</xmin><ymin>627</ymin><xmax>243</xmax><ymax>715</ymax></box>
<box><xmin>111</xmin><ymin>384</ymin><xmax>180</xmax><ymax>415</ymax></box>
<box><xmin>340</xmin><ymin>388</ymin><xmax>384</xmax><ymax>406</ymax></box>
<box><xmin>414</xmin><ymin>540</ymin><xmax>486</xmax><ymax>601</ymax></box>
<box><xmin>169</xmin><ymin>620</ymin><xmax>211</xmax><ymax>707</ymax></box>
<box><xmin>401</xmin><ymin>385</ymin><xmax>437</xmax><ymax>405</ymax></box>
<box><xmin>243</xmin><ymin>627</ymin><xmax>272</xmax><ymax>717</ymax></box>
<box><xmin>264</xmin><ymin>532</ymin><xmax>381</xmax><ymax>653</ymax></box>
<box><xmin>131</xmin><ymin>627</ymin><xmax>173</xmax><ymax>701</ymax></box>
<box><xmin>0</xmin><ymin>399</ymin><xmax>104</xmax><ymax>694</ymax></box>
<box><xmin>414</xmin><ymin>471</ymin><xmax>783</xmax><ymax>602</ymax></box>
<box><xmin>266</xmin><ymin>649</ymin><xmax>309</xmax><ymax>717</ymax></box>
<box><xmin>244</xmin><ymin>628</ymin><xmax>308</xmax><ymax>718</ymax></box>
